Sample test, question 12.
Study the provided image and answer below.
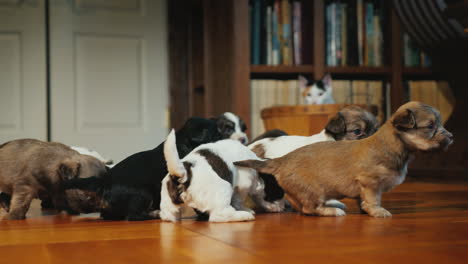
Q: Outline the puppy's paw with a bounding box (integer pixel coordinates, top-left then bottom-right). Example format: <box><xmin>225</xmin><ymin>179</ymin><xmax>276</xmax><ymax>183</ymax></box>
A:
<box><xmin>5</xmin><ymin>213</ymin><xmax>26</xmax><ymax>220</ymax></box>
<box><xmin>210</xmin><ymin>210</ymin><xmax>255</xmax><ymax>222</ymax></box>
<box><xmin>148</xmin><ymin>210</ymin><xmax>160</xmax><ymax>219</ymax></box>
<box><xmin>159</xmin><ymin>210</ymin><xmax>180</xmax><ymax>222</ymax></box>
<box><xmin>325</xmin><ymin>199</ymin><xmax>346</xmax><ymax>210</ymax></box>
<box><xmin>232</xmin><ymin>211</ymin><xmax>255</xmax><ymax>222</ymax></box>
<box><xmin>317</xmin><ymin>207</ymin><xmax>346</xmax><ymax>217</ymax></box>
<box><xmin>263</xmin><ymin>201</ymin><xmax>284</xmax><ymax>213</ymax></box>
<box><xmin>369</xmin><ymin>207</ymin><xmax>392</xmax><ymax>218</ymax></box>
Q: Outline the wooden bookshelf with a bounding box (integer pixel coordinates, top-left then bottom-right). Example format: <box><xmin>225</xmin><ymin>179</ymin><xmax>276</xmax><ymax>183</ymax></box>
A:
<box><xmin>168</xmin><ymin>0</ymin><xmax>439</xmax><ymax>130</ymax></box>
<box><xmin>326</xmin><ymin>66</ymin><xmax>392</xmax><ymax>75</ymax></box>
<box><xmin>250</xmin><ymin>65</ymin><xmax>314</xmax><ymax>74</ymax></box>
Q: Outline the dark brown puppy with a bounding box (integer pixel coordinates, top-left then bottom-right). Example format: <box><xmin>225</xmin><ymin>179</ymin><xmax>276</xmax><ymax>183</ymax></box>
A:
<box><xmin>0</xmin><ymin>139</ymin><xmax>107</xmax><ymax>220</ymax></box>
<box><xmin>236</xmin><ymin>102</ymin><xmax>453</xmax><ymax>217</ymax></box>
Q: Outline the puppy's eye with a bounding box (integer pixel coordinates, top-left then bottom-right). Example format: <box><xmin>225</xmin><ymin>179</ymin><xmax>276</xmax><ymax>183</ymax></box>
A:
<box><xmin>353</xmin><ymin>129</ymin><xmax>361</xmax><ymax>135</ymax></box>
<box><xmin>318</xmin><ymin>92</ymin><xmax>323</xmax><ymax>96</ymax></box>
<box><xmin>427</xmin><ymin>123</ymin><xmax>434</xmax><ymax>129</ymax></box>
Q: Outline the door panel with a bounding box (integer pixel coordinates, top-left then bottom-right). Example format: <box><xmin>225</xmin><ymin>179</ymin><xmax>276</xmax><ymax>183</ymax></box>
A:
<box><xmin>50</xmin><ymin>0</ymin><xmax>168</xmax><ymax>162</ymax></box>
<box><xmin>0</xmin><ymin>0</ymin><xmax>46</xmax><ymax>142</ymax></box>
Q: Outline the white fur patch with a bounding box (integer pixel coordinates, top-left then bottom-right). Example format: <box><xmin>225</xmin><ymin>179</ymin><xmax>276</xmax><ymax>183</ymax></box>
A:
<box><xmin>72</xmin><ymin>146</ymin><xmax>113</xmax><ymax>165</ymax></box>
<box><xmin>163</xmin><ymin>129</ymin><xmax>186</xmax><ymax>178</ymax></box>
<box><xmin>223</xmin><ymin>112</ymin><xmax>248</xmax><ymax>144</ymax></box>
<box><xmin>248</xmin><ymin>129</ymin><xmax>335</xmax><ymax>159</ymax></box>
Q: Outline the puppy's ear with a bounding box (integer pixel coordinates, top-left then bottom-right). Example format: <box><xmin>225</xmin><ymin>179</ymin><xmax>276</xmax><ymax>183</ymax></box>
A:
<box><xmin>325</xmin><ymin>112</ymin><xmax>346</xmax><ymax>135</ymax></box>
<box><xmin>58</xmin><ymin>159</ymin><xmax>81</xmax><ymax>180</ymax></box>
<box><xmin>392</xmin><ymin>109</ymin><xmax>416</xmax><ymax>130</ymax></box>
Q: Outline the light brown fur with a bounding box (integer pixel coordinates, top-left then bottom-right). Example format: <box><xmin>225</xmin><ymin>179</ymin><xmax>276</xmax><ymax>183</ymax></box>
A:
<box><xmin>0</xmin><ymin>139</ymin><xmax>107</xmax><ymax>219</ymax></box>
<box><xmin>236</xmin><ymin>102</ymin><xmax>453</xmax><ymax>218</ymax></box>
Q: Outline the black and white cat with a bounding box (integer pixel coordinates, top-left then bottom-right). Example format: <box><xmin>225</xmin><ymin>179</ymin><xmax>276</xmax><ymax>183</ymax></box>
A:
<box><xmin>299</xmin><ymin>74</ymin><xmax>335</xmax><ymax>105</ymax></box>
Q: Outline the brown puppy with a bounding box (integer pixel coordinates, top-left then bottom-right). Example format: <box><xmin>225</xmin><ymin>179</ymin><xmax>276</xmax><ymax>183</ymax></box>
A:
<box><xmin>0</xmin><ymin>139</ymin><xmax>107</xmax><ymax>219</ymax></box>
<box><xmin>235</xmin><ymin>102</ymin><xmax>453</xmax><ymax>218</ymax></box>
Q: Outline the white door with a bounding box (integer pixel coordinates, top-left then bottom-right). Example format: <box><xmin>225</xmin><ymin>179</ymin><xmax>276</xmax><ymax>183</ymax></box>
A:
<box><xmin>0</xmin><ymin>0</ymin><xmax>47</xmax><ymax>142</ymax></box>
<box><xmin>50</xmin><ymin>0</ymin><xmax>168</xmax><ymax>162</ymax></box>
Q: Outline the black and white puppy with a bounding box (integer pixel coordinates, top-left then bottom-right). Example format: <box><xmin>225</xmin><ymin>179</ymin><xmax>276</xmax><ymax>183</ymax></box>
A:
<box><xmin>213</xmin><ymin>112</ymin><xmax>249</xmax><ymax>145</ymax></box>
<box><xmin>65</xmin><ymin>117</ymin><xmax>222</xmax><ymax>221</ymax></box>
<box><xmin>160</xmin><ymin>130</ymin><xmax>282</xmax><ymax>222</ymax></box>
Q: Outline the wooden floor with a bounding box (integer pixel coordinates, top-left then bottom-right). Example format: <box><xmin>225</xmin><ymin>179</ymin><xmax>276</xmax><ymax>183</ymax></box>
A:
<box><xmin>1</xmin><ymin>180</ymin><xmax>468</xmax><ymax>264</ymax></box>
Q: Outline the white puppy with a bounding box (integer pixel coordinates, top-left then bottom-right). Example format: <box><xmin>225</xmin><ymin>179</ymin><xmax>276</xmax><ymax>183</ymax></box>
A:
<box><xmin>160</xmin><ymin>130</ymin><xmax>281</xmax><ymax>222</ymax></box>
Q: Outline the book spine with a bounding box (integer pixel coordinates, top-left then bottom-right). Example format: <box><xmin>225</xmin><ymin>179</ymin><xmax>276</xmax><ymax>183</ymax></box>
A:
<box><xmin>272</xmin><ymin>0</ymin><xmax>281</xmax><ymax>65</ymax></box>
<box><xmin>423</xmin><ymin>52</ymin><xmax>432</xmax><ymax>67</ymax></box>
<box><xmin>335</xmin><ymin>1</ymin><xmax>342</xmax><ymax>66</ymax></box>
<box><xmin>292</xmin><ymin>1</ymin><xmax>302</xmax><ymax>65</ymax></box>
<box><xmin>374</xmin><ymin>0</ymin><xmax>383</xmax><ymax>66</ymax></box>
<box><xmin>341</xmin><ymin>3</ymin><xmax>347</xmax><ymax>66</ymax></box>
<box><xmin>357</xmin><ymin>0</ymin><xmax>364</xmax><ymax>65</ymax></box>
<box><xmin>330</xmin><ymin>2</ymin><xmax>337</xmax><ymax>66</ymax></box>
<box><xmin>347</xmin><ymin>0</ymin><xmax>358</xmax><ymax>66</ymax></box>
<box><xmin>266</xmin><ymin>5</ymin><xmax>272</xmax><ymax>65</ymax></box>
<box><xmin>365</xmin><ymin>1</ymin><xmax>374</xmax><ymax>66</ymax></box>
<box><xmin>281</xmin><ymin>0</ymin><xmax>292</xmax><ymax>65</ymax></box>
<box><xmin>252</xmin><ymin>0</ymin><xmax>261</xmax><ymax>65</ymax></box>
<box><xmin>326</xmin><ymin>1</ymin><xmax>332</xmax><ymax>66</ymax></box>
<box><xmin>260</xmin><ymin>0</ymin><xmax>267</xmax><ymax>64</ymax></box>
<box><xmin>403</xmin><ymin>33</ymin><xmax>411</xmax><ymax>67</ymax></box>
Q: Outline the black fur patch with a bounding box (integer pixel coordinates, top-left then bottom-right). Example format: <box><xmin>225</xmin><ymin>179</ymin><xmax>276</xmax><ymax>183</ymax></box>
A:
<box><xmin>259</xmin><ymin>173</ymin><xmax>285</xmax><ymax>202</ymax></box>
<box><xmin>167</xmin><ymin>161</ymin><xmax>193</xmax><ymax>205</ymax></box>
<box><xmin>251</xmin><ymin>129</ymin><xmax>287</xmax><ymax>143</ymax></box>
<box><xmin>197</xmin><ymin>149</ymin><xmax>233</xmax><ymax>184</ymax></box>
<box><xmin>213</xmin><ymin>116</ymin><xmax>236</xmax><ymax>139</ymax></box>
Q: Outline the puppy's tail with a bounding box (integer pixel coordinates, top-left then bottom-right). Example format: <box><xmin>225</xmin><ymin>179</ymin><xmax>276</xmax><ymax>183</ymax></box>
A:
<box><xmin>164</xmin><ymin>129</ymin><xmax>187</xmax><ymax>178</ymax></box>
<box><xmin>234</xmin><ymin>159</ymin><xmax>277</xmax><ymax>175</ymax></box>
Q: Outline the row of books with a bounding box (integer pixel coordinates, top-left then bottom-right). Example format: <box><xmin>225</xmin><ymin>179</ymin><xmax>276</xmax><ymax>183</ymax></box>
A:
<box><xmin>406</xmin><ymin>81</ymin><xmax>454</xmax><ymax>123</ymax></box>
<box><xmin>403</xmin><ymin>33</ymin><xmax>432</xmax><ymax>67</ymax></box>
<box><xmin>249</xmin><ymin>79</ymin><xmax>385</xmax><ymax>137</ymax></box>
<box><xmin>250</xmin><ymin>0</ymin><xmax>304</xmax><ymax>65</ymax></box>
<box><xmin>326</xmin><ymin>0</ymin><xmax>385</xmax><ymax>67</ymax></box>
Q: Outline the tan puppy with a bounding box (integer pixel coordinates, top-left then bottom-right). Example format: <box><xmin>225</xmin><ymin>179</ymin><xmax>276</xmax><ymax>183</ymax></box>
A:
<box><xmin>235</xmin><ymin>102</ymin><xmax>453</xmax><ymax>218</ymax></box>
<box><xmin>0</xmin><ymin>139</ymin><xmax>107</xmax><ymax>219</ymax></box>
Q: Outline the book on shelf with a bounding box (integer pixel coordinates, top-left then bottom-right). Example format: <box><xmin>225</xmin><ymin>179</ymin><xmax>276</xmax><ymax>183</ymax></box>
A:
<box><xmin>249</xmin><ymin>78</ymin><xmax>386</xmax><ymax>137</ymax></box>
<box><xmin>325</xmin><ymin>0</ymin><xmax>385</xmax><ymax>67</ymax></box>
<box><xmin>251</xmin><ymin>0</ymin><xmax>262</xmax><ymax>65</ymax></box>
<box><xmin>403</xmin><ymin>33</ymin><xmax>432</xmax><ymax>67</ymax></box>
<box><xmin>281</xmin><ymin>0</ymin><xmax>293</xmax><ymax>65</ymax></box>
<box><xmin>250</xmin><ymin>79</ymin><xmax>300</xmax><ymax>137</ymax></box>
<box><xmin>407</xmin><ymin>80</ymin><xmax>454</xmax><ymax>123</ymax></box>
<box><xmin>250</xmin><ymin>0</ymin><xmax>302</xmax><ymax>66</ymax></box>
<box><xmin>272</xmin><ymin>0</ymin><xmax>281</xmax><ymax>65</ymax></box>
<box><xmin>292</xmin><ymin>1</ymin><xmax>302</xmax><ymax>65</ymax></box>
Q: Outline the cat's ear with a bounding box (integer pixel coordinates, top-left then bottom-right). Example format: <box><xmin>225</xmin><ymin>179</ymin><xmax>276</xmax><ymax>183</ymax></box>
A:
<box><xmin>322</xmin><ymin>73</ymin><xmax>332</xmax><ymax>89</ymax></box>
<box><xmin>298</xmin><ymin>75</ymin><xmax>308</xmax><ymax>90</ymax></box>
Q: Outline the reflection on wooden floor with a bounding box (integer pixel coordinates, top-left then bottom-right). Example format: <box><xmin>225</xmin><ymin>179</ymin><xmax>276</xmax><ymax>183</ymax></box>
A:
<box><xmin>1</xmin><ymin>180</ymin><xmax>467</xmax><ymax>264</ymax></box>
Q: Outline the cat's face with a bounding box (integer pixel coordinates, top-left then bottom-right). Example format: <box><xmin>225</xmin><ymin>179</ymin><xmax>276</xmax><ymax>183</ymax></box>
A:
<box><xmin>299</xmin><ymin>74</ymin><xmax>334</xmax><ymax>105</ymax></box>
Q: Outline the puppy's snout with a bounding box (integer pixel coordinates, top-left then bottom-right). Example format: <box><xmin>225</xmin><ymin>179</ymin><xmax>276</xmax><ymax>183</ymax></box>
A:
<box><xmin>445</xmin><ymin>131</ymin><xmax>453</xmax><ymax>140</ymax></box>
<box><xmin>445</xmin><ymin>131</ymin><xmax>454</xmax><ymax>142</ymax></box>
<box><xmin>239</xmin><ymin>137</ymin><xmax>248</xmax><ymax>145</ymax></box>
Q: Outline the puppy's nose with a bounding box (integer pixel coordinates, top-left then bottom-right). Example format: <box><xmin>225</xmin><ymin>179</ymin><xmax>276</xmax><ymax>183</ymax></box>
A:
<box><xmin>446</xmin><ymin>132</ymin><xmax>454</xmax><ymax>141</ymax></box>
<box><xmin>239</xmin><ymin>137</ymin><xmax>248</xmax><ymax>144</ymax></box>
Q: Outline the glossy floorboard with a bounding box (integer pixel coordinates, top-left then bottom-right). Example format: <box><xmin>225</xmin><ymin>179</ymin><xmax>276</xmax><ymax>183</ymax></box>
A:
<box><xmin>1</xmin><ymin>180</ymin><xmax>467</xmax><ymax>264</ymax></box>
